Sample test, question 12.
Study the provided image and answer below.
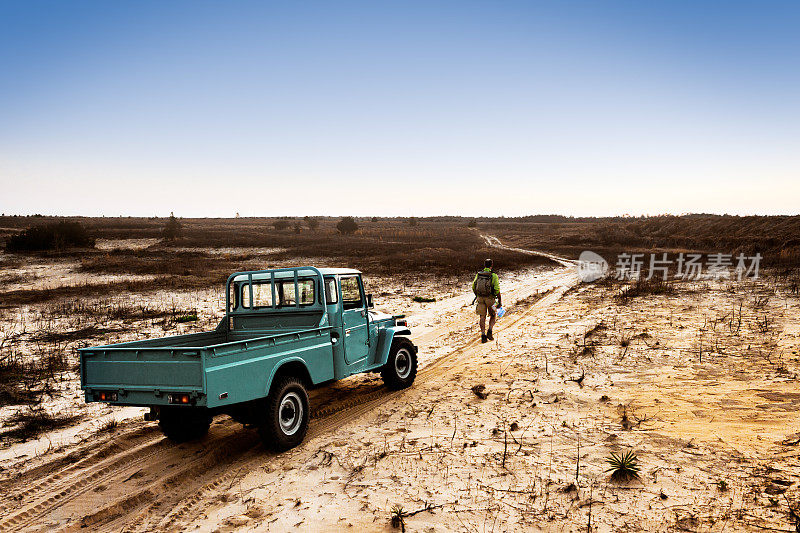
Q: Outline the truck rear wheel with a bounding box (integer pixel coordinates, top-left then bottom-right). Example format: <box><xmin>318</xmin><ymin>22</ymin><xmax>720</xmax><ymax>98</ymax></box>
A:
<box><xmin>381</xmin><ymin>337</ymin><xmax>418</xmax><ymax>390</ymax></box>
<box><xmin>258</xmin><ymin>377</ymin><xmax>309</xmax><ymax>452</ymax></box>
<box><xmin>159</xmin><ymin>407</ymin><xmax>211</xmax><ymax>443</ymax></box>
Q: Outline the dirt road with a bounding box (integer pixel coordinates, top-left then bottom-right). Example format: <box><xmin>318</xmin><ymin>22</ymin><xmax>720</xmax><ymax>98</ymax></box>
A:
<box><xmin>0</xmin><ymin>243</ymin><xmax>579</xmax><ymax>532</ymax></box>
<box><xmin>481</xmin><ymin>234</ymin><xmax>577</xmax><ymax>268</ymax></box>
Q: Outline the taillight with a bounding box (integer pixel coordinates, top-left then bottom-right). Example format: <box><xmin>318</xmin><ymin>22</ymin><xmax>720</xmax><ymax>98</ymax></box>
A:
<box><xmin>168</xmin><ymin>393</ymin><xmax>191</xmax><ymax>405</ymax></box>
<box><xmin>396</xmin><ymin>319</ymin><xmax>407</xmax><ymax>327</ymax></box>
<box><xmin>98</xmin><ymin>391</ymin><xmax>118</xmax><ymax>402</ymax></box>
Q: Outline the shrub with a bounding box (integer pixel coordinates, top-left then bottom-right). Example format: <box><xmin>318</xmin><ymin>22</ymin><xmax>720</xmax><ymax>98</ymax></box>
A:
<box><xmin>336</xmin><ymin>216</ymin><xmax>359</xmax><ymax>235</ymax></box>
<box><xmin>162</xmin><ymin>214</ymin><xmax>182</xmax><ymax>241</ymax></box>
<box><xmin>467</xmin><ymin>219</ymin><xmax>477</xmax><ymax>228</ymax></box>
<box><xmin>408</xmin><ymin>217</ymin><xmax>418</xmax><ymax>227</ymax></box>
<box><xmin>6</xmin><ymin>221</ymin><xmax>95</xmax><ymax>251</ymax></box>
<box><xmin>303</xmin><ymin>216</ymin><xmax>320</xmax><ymax>230</ymax></box>
<box><xmin>272</xmin><ymin>219</ymin><xmax>291</xmax><ymax>231</ymax></box>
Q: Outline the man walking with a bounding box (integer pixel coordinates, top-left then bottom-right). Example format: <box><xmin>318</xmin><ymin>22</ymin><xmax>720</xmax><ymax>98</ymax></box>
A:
<box><xmin>472</xmin><ymin>258</ymin><xmax>502</xmax><ymax>343</ymax></box>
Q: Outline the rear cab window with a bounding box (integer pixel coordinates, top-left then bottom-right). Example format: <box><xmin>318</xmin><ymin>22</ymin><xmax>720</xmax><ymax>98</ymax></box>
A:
<box><xmin>239</xmin><ymin>278</ymin><xmax>317</xmax><ymax>308</ymax></box>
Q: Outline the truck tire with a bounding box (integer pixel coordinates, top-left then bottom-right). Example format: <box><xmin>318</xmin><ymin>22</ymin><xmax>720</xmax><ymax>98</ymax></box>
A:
<box><xmin>258</xmin><ymin>376</ymin><xmax>309</xmax><ymax>452</ymax></box>
<box><xmin>381</xmin><ymin>337</ymin><xmax>418</xmax><ymax>390</ymax></box>
<box><xmin>159</xmin><ymin>407</ymin><xmax>211</xmax><ymax>443</ymax></box>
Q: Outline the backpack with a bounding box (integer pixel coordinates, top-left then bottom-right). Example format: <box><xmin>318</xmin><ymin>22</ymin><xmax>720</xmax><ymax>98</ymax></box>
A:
<box><xmin>474</xmin><ymin>271</ymin><xmax>494</xmax><ymax>297</ymax></box>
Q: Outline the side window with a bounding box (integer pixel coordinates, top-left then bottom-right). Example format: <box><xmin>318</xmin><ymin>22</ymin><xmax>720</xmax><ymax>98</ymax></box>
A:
<box><xmin>340</xmin><ymin>276</ymin><xmax>363</xmax><ymax>310</ymax></box>
<box><xmin>324</xmin><ymin>278</ymin><xmax>338</xmax><ymax>304</ymax></box>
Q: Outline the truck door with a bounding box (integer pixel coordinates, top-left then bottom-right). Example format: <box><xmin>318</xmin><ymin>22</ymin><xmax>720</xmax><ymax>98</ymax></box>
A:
<box><xmin>340</xmin><ymin>275</ymin><xmax>369</xmax><ymax>368</ymax></box>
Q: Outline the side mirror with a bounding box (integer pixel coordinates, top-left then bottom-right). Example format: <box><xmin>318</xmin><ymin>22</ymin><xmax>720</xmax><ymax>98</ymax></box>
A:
<box><xmin>366</xmin><ymin>294</ymin><xmax>374</xmax><ymax>308</ymax></box>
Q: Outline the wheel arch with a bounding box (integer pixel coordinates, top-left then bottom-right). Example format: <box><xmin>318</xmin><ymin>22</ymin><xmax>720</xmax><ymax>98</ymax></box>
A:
<box><xmin>375</xmin><ymin>326</ymin><xmax>415</xmax><ymax>367</ymax></box>
<box><xmin>266</xmin><ymin>358</ymin><xmax>313</xmax><ymax>395</ymax></box>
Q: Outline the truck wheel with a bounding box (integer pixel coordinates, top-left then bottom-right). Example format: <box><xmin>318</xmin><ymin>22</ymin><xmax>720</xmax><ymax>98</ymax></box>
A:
<box><xmin>159</xmin><ymin>407</ymin><xmax>211</xmax><ymax>443</ymax></box>
<box><xmin>381</xmin><ymin>337</ymin><xmax>418</xmax><ymax>390</ymax></box>
<box><xmin>258</xmin><ymin>377</ymin><xmax>309</xmax><ymax>452</ymax></box>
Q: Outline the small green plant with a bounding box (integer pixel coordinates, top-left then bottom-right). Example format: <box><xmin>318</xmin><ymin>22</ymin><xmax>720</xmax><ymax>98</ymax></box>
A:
<box><xmin>606</xmin><ymin>450</ymin><xmax>641</xmax><ymax>482</ymax></box>
<box><xmin>175</xmin><ymin>314</ymin><xmax>198</xmax><ymax>323</ymax></box>
<box><xmin>716</xmin><ymin>479</ymin><xmax>728</xmax><ymax>492</ymax></box>
<box><xmin>390</xmin><ymin>504</ymin><xmax>405</xmax><ymax>530</ymax></box>
<box><xmin>412</xmin><ymin>296</ymin><xmax>435</xmax><ymax>303</ymax></box>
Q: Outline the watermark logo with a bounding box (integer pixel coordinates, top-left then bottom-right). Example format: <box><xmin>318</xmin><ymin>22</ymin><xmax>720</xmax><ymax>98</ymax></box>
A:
<box><xmin>577</xmin><ymin>251</ymin><xmax>609</xmax><ymax>282</ymax></box>
<box><xmin>577</xmin><ymin>251</ymin><xmax>762</xmax><ymax>282</ymax></box>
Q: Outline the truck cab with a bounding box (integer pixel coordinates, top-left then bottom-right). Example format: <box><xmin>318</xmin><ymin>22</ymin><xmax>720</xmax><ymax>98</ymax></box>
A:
<box><xmin>80</xmin><ymin>266</ymin><xmax>418</xmax><ymax>451</ymax></box>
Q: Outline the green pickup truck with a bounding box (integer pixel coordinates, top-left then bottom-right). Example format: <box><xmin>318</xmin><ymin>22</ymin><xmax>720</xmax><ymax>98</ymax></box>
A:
<box><xmin>79</xmin><ymin>266</ymin><xmax>417</xmax><ymax>451</ymax></box>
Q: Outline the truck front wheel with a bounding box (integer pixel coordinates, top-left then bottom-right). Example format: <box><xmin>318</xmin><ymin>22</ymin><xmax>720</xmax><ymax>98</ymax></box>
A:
<box><xmin>258</xmin><ymin>377</ymin><xmax>309</xmax><ymax>452</ymax></box>
<box><xmin>159</xmin><ymin>407</ymin><xmax>211</xmax><ymax>443</ymax></box>
<box><xmin>381</xmin><ymin>337</ymin><xmax>418</xmax><ymax>390</ymax></box>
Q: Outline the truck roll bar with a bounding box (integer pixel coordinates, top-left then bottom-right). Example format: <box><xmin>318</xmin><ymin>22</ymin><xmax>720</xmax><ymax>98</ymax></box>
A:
<box><xmin>224</xmin><ymin>266</ymin><xmax>329</xmax><ymax>328</ymax></box>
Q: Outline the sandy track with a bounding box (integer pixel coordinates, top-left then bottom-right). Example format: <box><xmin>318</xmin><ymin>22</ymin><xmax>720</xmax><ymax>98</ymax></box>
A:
<box><xmin>481</xmin><ymin>234</ymin><xmax>577</xmax><ymax>268</ymax></box>
<box><xmin>0</xmin><ymin>242</ymin><xmax>578</xmax><ymax>532</ymax></box>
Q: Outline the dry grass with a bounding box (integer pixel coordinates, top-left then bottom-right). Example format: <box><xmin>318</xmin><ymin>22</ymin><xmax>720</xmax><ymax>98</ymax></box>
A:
<box><xmin>0</xmin><ymin>407</ymin><xmax>82</xmax><ymax>443</ymax></box>
<box><xmin>0</xmin><ymin>278</ymin><xmax>207</xmax><ymax>306</ymax></box>
<box><xmin>0</xmin><ymin>340</ymin><xmax>70</xmax><ymax>406</ymax></box>
<box><xmin>484</xmin><ymin>214</ymin><xmax>800</xmax><ymax>268</ymax></box>
<box><xmin>618</xmin><ymin>277</ymin><xmax>676</xmax><ymax>301</ymax></box>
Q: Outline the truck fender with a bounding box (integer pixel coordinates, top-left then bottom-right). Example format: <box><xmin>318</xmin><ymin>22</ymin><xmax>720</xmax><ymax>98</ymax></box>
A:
<box><xmin>264</xmin><ymin>358</ymin><xmax>314</xmax><ymax>396</ymax></box>
<box><xmin>375</xmin><ymin>326</ymin><xmax>412</xmax><ymax>367</ymax></box>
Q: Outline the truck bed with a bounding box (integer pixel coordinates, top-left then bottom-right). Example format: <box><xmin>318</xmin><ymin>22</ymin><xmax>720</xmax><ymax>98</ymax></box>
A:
<box><xmin>80</xmin><ymin>325</ymin><xmax>335</xmax><ymax>408</ymax></box>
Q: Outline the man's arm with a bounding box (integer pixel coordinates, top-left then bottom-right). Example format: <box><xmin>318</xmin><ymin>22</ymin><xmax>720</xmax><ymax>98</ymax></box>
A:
<box><xmin>493</xmin><ymin>274</ymin><xmax>502</xmax><ymax>306</ymax></box>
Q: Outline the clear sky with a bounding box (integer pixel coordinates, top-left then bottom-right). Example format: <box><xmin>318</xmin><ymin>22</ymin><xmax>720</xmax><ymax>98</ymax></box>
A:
<box><xmin>1</xmin><ymin>1</ymin><xmax>798</xmax><ymax>217</ymax></box>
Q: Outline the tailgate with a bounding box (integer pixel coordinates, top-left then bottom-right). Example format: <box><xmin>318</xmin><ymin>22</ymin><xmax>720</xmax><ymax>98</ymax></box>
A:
<box><xmin>81</xmin><ymin>348</ymin><xmax>205</xmax><ymax>402</ymax></box>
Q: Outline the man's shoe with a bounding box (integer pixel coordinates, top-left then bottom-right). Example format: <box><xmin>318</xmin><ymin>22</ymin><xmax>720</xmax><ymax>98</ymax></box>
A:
<box><xmin>486</xmin><ymin>330</ymin><xmax>494</xmax><ymax>341</ymax></box>
<box><xmin>481</xmin><ymin>334</ymin><xmax>488</xmax><ymax>343</ymax></box>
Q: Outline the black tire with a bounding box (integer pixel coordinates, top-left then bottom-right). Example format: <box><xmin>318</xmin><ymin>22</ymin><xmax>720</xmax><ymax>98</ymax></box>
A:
<box><xmin>159</xmin><ymin>407</ymin><xmax>212</xmax><ymax>443</ymax></box>
<box><xmin>381</xmin><ymin>337</ymin><xmax>418</xmax><ymax>390</ymax></box>
<box><xmin>258</xmin><ymin>376</ymin><xmax>310</xmax><ymax>452</ymax></box>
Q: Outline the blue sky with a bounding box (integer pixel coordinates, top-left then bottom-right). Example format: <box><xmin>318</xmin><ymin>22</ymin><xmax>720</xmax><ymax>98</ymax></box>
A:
<box><xmin>1</xmin><ymin>1</ymin><xmax>798</xmax><ymax>217</ymax></box>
